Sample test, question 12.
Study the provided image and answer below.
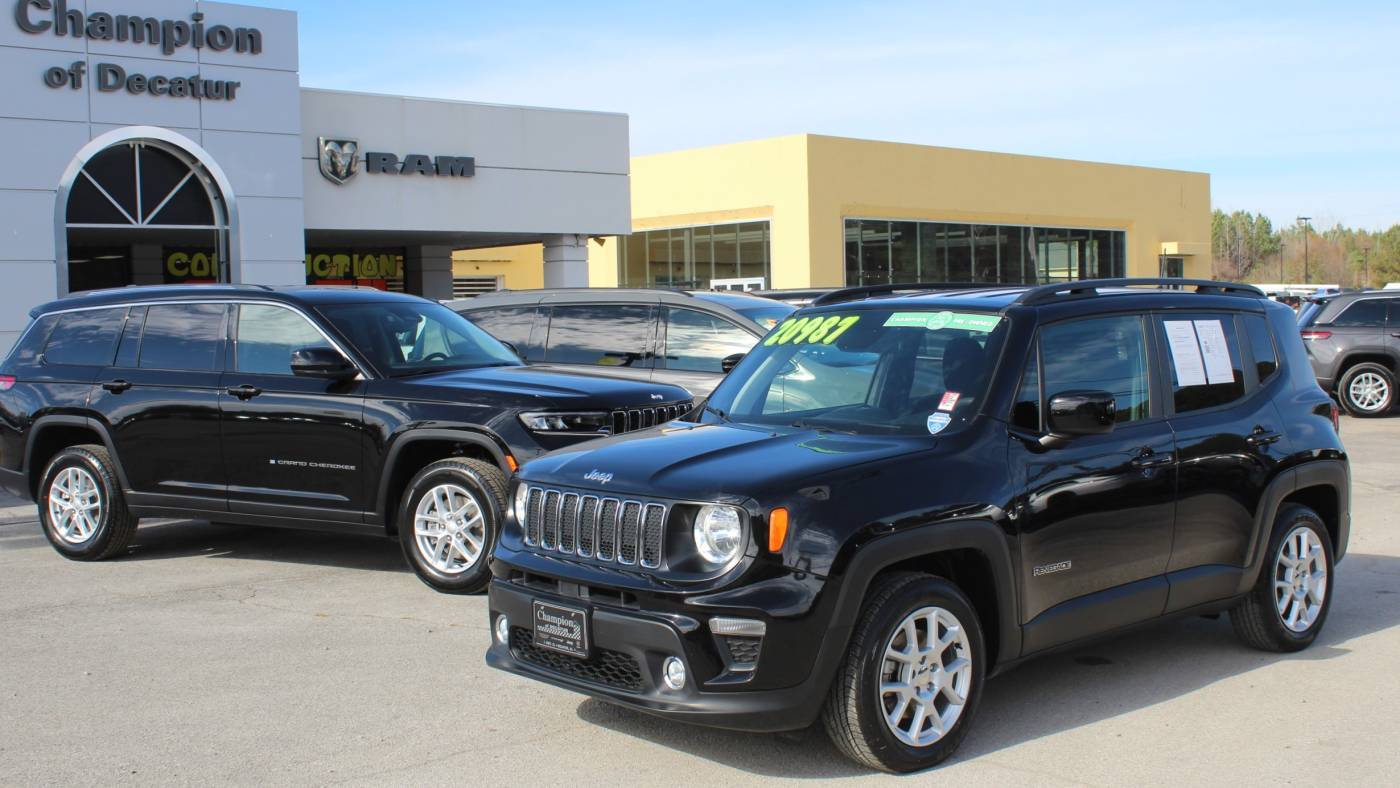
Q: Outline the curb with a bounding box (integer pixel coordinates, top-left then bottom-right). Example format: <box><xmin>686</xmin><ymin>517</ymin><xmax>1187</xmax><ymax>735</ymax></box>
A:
<box><xmin>0</xmin><ymin>502</ymin><xmax>38</xmax><ymax>525</ymax></box>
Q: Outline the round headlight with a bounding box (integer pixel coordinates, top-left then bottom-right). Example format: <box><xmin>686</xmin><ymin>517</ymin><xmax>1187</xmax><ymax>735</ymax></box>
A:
<box><xmin>693</xmin><ymin>505</ymin><xmax>744</xmax><ymax>565</ymax></box>
<box><xmin>512</xmin><ymin>484</ymin><xmax>530</xmax><ymax>525</ymax></box>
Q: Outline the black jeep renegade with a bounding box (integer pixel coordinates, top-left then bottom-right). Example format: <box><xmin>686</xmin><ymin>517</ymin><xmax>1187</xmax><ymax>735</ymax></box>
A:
<box><xmin>0</xmin><ymin>285</ymin><xmax>691</xmax><ymax>593</ymax></box>
<box><xmin>486</xmin><ymin>278</ymin><xmax>1349</xmax><ymax>772</ymax></box>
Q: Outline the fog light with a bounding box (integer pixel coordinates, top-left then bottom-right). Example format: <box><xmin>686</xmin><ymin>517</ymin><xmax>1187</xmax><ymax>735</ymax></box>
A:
<box><xmin>662</xmin><ymin>656</ymin><xmax>687</xmax><ymax>690</ymax></box>
<box><xmin>494</xmin><ymin>614</ymin><xmax>510</xmax><ymax>645</ymax></box>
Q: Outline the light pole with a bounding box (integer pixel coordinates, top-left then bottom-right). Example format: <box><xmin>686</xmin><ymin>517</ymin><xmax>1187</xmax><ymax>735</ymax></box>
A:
<box><xmin>1296</xmin><ymin>216</ymin><xmax>1312</xmax><ymax>284</ymax></box>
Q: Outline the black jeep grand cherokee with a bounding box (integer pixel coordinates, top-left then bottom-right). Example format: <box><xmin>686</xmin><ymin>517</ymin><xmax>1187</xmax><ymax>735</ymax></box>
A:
<box><xmin>0</xmin><ymin>285</ymin><xmax>691</xmax><ymax>593</ymax></box>
<box><xmin>487</xmin><ymin>278</ymin><xmax>1349</xmax><ymax>772</ymax></box>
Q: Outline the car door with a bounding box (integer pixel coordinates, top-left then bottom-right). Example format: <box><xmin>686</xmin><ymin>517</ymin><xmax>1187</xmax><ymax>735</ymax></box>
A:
<box><xmin>91</xmin><ymin>302</ymin><xmax>229</xmax><ymax>508</ymax></box>
<box><xmin>1007</xmin><ymin>312</ymin><xmax>1177</xmax><ymax>654</ymax></box>
<box><xmin>654</xmin><ymin>306</ymin><xmax>758</xmax><ymax>397</ymax></box>
<box><xmin>1386</xmin><ymin>299</ymin><xmax>1400</xmax><ymax>362</ymax></box>
<box><xmin>1157</xmin><ymin>311</ymin><xmax>1290</xmax><ymax>612</ymax></box>
<box><xmin>538</xmin><ymin>303</ymin><xmax>657</xmax><ymax>383</ymax></box>
<box><xmin>219</xmin><ymin>302</ymin><xmax>369</xmax><ymax>522</ymax></box>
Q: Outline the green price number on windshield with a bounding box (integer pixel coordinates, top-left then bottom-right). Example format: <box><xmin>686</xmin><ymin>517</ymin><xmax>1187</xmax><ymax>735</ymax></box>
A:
<box><xmin>764</xmin><ymin>314</ymin><xmax>861</xmax><ymax>346</ymax></box>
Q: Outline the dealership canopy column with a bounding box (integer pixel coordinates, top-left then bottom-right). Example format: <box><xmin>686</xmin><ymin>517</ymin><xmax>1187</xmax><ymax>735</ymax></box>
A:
<box><xmin>542</xmin><ymin>234</ymin><xmax>591</xmax><ymax>288</ymax></box>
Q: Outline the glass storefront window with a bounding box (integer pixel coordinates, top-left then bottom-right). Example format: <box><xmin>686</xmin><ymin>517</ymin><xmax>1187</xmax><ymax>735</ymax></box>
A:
<box><xmin>618</xmin><ymin>221</ymin><xmax>771</xmax><ymax>289</ymax></box>
<box><xmin>844</xmin><ymin>219</ymin><xmax>1126</xmax><ymax>286</ymax></box>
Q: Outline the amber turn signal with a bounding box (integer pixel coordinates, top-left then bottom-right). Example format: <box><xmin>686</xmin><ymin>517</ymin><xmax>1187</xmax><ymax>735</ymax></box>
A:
<box><xmin>504</xmin><ymin>455</ymin><xmax>519</xmax><ymax>473</ymax></box>
<box><xmin>768</xmin><ymin>507</ymin><xmax>790</xmax><ymax>552</ymax></box>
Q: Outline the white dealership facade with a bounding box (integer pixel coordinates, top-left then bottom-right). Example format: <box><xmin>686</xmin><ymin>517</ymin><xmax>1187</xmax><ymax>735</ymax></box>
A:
<box><xmin>0</xmin><ymin>0</ymin><xmax>630</xmax><ymax>350</ymax></box>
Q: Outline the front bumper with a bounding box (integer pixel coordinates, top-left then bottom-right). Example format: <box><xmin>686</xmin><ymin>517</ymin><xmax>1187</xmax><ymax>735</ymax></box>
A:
<box><xmin>485</xmin><ymin>578</ymin><xmax>834</xmax><ymax>732</ymax></box>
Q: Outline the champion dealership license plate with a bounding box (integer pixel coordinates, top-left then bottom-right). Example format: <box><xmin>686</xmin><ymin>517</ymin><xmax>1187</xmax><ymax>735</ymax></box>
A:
<box><xmin>532</xmin><ymin>600</ymin><xmax>589</xmax><ymax>658</ymax></box>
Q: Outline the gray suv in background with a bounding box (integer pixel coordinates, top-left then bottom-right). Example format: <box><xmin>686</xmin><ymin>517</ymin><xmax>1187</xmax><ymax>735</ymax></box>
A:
<box><xmin>447</xmin><ymin>289</ymin><xmax>794</xmax><ymax>397</ymax></box>
<box><xmin>1299</xmin><ymin>291</ymin><xmax>1400</xmax><ymax>416</ymax></box>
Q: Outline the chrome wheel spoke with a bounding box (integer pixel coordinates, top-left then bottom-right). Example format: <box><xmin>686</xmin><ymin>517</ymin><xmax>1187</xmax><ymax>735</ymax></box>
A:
<box><xmin>413</xmin><ymin>482</ymin><xmax>487</xmax><ymax>574</ymax></box>
<box><xmin>47</xmin><ymin>465</ymin><xmax>102</xmax><ymax>544</ymax></box>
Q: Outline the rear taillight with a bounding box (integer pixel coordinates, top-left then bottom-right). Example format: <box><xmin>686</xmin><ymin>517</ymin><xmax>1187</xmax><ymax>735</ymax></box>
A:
<box><xmin>1300</xmin><ymin>330</ymin><xmax>1331</xmax><ymax>341</ymax></box>
<box><xmin>1330</xmin><ymin>401</ymin><xmax>1341</xmax><ymax>434</ymax></box>
<box><xmin>0</xmin><ymin>375</ymin><xmax>14</xmax><ymax>391</ymax></box>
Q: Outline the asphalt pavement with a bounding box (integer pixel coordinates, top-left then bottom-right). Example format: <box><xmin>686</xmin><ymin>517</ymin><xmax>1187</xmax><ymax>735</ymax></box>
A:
<box><xmin>2</xmin><ymin>419</ymin><xmax>1399</xmax><ymax>786</ymax></box>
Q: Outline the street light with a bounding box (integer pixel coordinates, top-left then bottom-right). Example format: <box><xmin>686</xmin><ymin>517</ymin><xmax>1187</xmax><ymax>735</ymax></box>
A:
<box><xmin>1296</xmin><ymin>217</ymin><xmax>1312</xmax><ymax>284</ymax></box>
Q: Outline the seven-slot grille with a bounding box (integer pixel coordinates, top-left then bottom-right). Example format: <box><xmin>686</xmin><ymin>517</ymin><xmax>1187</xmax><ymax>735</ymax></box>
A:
<box><xmin>611</xmin><ymin>401</ymin><xmax>692</xmax><ymax>435</ymax></box>
<box><xmin>523</xmin><ymin>487</ymin><xmax>666</xmax><ymax>569</ymax></box>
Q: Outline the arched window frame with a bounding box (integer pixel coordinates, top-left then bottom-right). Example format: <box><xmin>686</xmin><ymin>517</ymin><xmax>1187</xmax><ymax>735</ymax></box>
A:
<box><xmin>55</xmin><ymin>126</ymin><xmax>240</xmax><ymax>295</ymax></box>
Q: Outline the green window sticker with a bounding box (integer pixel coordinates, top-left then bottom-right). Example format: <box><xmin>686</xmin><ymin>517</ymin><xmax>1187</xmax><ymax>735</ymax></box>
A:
<box><xmin>764</xmin><ymin>314</ymin><xmax>861</xmax><ymax>346</ymax></box>
<box><xmin>883</xmin><ymin>311</ymin><xmax>1001</xmax><ymax>333</ymax></box>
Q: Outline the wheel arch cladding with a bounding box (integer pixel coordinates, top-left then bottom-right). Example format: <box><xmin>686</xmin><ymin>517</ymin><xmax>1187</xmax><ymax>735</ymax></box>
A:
<box><xmin>27</xmin><ymin>417</ymin><xmax>128</xmax><ymax>498</ymax></box>
<box><xmin>380</xmin><ymin>432</ymin><xmax>506</xmax><ymax>534</ymax></box>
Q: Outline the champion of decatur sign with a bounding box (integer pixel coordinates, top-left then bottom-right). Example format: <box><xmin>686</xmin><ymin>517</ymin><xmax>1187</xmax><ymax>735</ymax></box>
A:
<box><xmin>14</xmin><ymin>0</ymin><xmax>264</xmax><ymax>100</ymax></box>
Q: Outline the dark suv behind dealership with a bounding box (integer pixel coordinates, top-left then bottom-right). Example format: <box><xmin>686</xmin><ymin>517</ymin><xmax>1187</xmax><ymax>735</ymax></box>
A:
<box><xmin>487</xmin><ymin>278</ymin><xmax>1348</xmax><ymax>772</ymax></box>
<box><xmin>1298</xmin><ymin>290</ymin><xmax>1400</xmax><ymax>416</ymax></box>
<box><xmin>448</xmin><ymin>288</ymin><xmax>794</xmax><ymax>397</ymax></box>
<box><xmin>0</xmin><ymin>285</ymin><xmax>691</xmax><ymax>593</ymax></box>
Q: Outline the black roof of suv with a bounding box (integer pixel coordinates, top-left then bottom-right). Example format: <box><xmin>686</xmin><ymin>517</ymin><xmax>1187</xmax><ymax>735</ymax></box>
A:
<box><xmin>0</xmin><ymin>284</ymin><xmax>693</xmax><ymax>593</ymax></box>
<box><xmin>486</xmin><ymin>278</ymin><xmax>1349</xmax><ymax>772</ymax></box>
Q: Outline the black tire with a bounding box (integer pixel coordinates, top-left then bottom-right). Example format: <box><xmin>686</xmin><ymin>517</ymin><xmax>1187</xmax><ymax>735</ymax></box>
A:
<box><xmin>397</xmin><ymin>457</ymin><xmax>506</xmax><ymax>594</ymax></box>
<box><xmin>38</xmin><ymin>444</ymin><xmax>137</xmax><ymax>561</ymax></box>
<box><xmin>822</xmin><ymin>572</ymin><xmax>986</xmax><ymax>773</ymax></box>
<box><xmin>1337</xmin><ymin>362</ymin><xmax>1394</xmax><ymax>417</ymax></box>
<box><xmin>1230</xmin><ymin>504</ymin><xmax>1335</xmax><ymax>652</ymax></box>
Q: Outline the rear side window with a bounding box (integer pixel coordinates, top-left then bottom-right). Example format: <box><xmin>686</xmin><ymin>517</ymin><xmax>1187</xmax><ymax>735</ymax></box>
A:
<box><xmin>544</xmin><ymin>305</ymin><xmax>654</xmax><ymax>369</ymax></box>
<box><xmin>43</xmin><ymin>308</ymin><xmax>125</xmax><ymax>366</ymax></box>
<box><xmin>1040</xmin><ymin>315</ymin><xmax>1151</xmax><ymax>423</ymax></box>
<box><xmin>465</xmin><ymin>307</ymin><xmax>536</xmax><ymax>356</ymax></box>
<box><xmin>138</xmin><ymin>304</ymin><xmax>227</xmax><ymax>371</ymax></box>
<box><xmin>1329</xmin><ymin>299</ymin><xmax>1387</xmax><ymax>326</ymax></box>
<box><xmin>1242</xmin><ymin>314</ymin><xmax>1278</xmax><ymax>384</ymax></box>
<box><xmin>1157</xmin><ymin>315</ymin><xmax>1245</xmax><ymax>413</ymax></box>
<box><xmin>6</xmin><ymin>314</ymin><xmax>59</xmax><ymax>367</ymax></box>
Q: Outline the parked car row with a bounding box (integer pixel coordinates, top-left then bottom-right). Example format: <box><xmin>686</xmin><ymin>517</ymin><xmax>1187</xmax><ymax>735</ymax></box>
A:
<box><xmin>1</xmin><ymin>279</ymin><xmax>1351</xmax><ymax>773</ymax></box>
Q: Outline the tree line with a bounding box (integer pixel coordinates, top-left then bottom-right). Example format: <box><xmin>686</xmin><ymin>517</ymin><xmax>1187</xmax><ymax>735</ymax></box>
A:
<box><xmin>1211</xmin><ymin>210</ymin><xmax>1400</xmax><ymax>289</ymax></box>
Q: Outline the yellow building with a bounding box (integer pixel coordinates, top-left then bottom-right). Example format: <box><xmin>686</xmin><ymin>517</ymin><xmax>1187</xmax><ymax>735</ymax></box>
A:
<box><xmin>458</xmin><ymin>134</ymin><xmax>1211</xmax><ymax>291</ymax></box>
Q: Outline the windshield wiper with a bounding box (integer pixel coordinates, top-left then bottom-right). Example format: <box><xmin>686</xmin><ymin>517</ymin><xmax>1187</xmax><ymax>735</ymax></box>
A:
<box><xmin>703</xmin><ymin>404</ymin><xmax>731</xmax><ymax>423</ymax></box>
<box><xmin>789</xmin><ymin>419</ymin><xmax>859</xmax><ymax>435</ymax></box>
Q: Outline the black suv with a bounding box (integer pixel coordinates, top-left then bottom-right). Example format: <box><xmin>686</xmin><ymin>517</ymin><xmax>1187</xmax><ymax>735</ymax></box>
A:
<box><xmin>486</xmin><ymin>278</ymin><xmax>1349</xmax><ymax>772</ymax></box>
<box><xmin>0</xmin><ymin>285</ymin><xmax>691</xmax><ymax>593</ymax></box>
<box><xmin>1298</xmin><ymin>290</ymin><xmax>1400</xmax><ymax>416</ymax></box>
<box><xmin>447</xmin><ymin>288</ymin><xmax>795</xmax><ymax>397</ymax></box>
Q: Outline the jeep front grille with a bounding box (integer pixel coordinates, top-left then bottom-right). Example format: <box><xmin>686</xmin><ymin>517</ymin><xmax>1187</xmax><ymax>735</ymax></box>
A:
<box><xmin>522</xmin><ymin>486</ymin><xmax>666</xmax><ymax>569</ymax></box>
<box><xmin>611</xmin><ymin>401</ymin><xmax>692</xmax><ymax>435</ymax></box>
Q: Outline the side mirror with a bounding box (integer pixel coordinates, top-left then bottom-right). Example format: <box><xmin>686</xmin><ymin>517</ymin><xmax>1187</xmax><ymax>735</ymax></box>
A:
<box><xmin>290</xmin><ymin>346</ymin><xmax>357</xmax><ymax>380</ymax></box>
<box><xmin>721</xmin><ymin>353</ymin><xmax>745</xmax><ymax>374</ymax></box>
<box><xmin>1046</xmin><ymin>390</ymin><xmax>1116</xmax><ymax>438</ymax></box>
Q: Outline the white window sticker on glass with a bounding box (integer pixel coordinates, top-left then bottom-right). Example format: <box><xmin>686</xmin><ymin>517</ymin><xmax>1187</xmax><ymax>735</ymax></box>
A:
<box><xmin>1192</xmin><ymin>320</ymin><xmax>1234</xmax><ymax>385</ymax></box>
<box><xmin>1163</xmin><ymin>321</ymin><xmax>1207</xmax><ymax>387</ymax></box>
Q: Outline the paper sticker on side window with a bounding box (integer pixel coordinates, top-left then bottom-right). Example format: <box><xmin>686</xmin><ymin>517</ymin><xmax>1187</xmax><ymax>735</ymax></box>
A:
<box><xmin>883</xmin><ymin>311</ymin><xmax>1001</xmax><ymax>332</ymax></box>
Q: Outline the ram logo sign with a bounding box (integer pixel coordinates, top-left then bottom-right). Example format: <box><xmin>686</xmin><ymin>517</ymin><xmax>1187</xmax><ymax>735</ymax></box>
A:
<box><xmin>317</xmin><ymin>137</ymin><xmax>359</xmax><ymax>185</ymax></box>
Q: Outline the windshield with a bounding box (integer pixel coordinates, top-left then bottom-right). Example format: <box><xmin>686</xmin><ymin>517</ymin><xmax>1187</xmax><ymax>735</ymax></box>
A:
<box><xmin>705</xmin><ymin>307</ymin><xmax>1008</xmax><ymax>436</ymax></box>
<box><xmin>318</xmin><ymin>301</ymin><xmax>520</xmax><ymax>377</ymax></box>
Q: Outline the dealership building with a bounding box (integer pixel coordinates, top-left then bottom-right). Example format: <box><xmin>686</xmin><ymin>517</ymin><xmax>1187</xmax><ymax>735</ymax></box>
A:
<box><xmin>0</xmin><ymin>0</ymin><xmax>630</xmax><ymax>350</ymax></box>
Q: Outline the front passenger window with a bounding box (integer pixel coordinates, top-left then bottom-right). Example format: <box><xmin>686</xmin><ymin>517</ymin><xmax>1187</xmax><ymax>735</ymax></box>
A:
<box><xmin>236</xmin><ymin>305</ymin><xmax>328</xmax><ymax>375</ymax></box>
<box><xmin>1039</xmin><ymin>315</ymin><xmax>1151</xmax><ymax>423</ymax></box>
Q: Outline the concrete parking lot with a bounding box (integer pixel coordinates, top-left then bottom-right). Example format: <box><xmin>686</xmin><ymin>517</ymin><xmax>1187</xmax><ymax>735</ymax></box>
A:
<box><xmin>3</xmin><ymin>420</ymin><xmax>1400</xmax><ymax>787</ymax></box>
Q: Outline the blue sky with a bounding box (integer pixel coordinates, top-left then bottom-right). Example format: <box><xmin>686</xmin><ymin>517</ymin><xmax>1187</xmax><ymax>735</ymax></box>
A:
<box><xmin>264</xmin><ymin>1</ymin><xmax>1397</xmax><ymax>229</ymax></box>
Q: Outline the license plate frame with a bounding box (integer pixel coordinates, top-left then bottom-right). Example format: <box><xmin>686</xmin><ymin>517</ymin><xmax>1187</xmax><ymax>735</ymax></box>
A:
<box><xmin>531</xmin><ymin>600</ymin><xmax>590</xmax><ymax>659</ymax></box>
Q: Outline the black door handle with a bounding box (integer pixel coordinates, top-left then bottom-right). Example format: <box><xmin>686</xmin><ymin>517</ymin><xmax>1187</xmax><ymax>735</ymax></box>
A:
<box><xmin>102</xmin><ymin>379</ymin><xmax>132</xmax><ymax>394</ymax></box>
<box><xmin>1247</xmin><ymin>427</ymin><xmax>1282</xmax><ymax>446</ymax></box>
<box><xmin>1130</xmin><ymin>450</ymin><xmax>1174</xmax><ymax>469</ymax></box>
<box><xmin>226</xmin><ymin>384</ymin><xmax>262</xmax><ymax>400</ymax></box>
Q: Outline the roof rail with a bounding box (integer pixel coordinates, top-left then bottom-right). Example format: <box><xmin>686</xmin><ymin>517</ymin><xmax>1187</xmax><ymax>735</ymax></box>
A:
<box><xmin>1013</xmin><ymin>278</ymin><xmax>1265</xmax><ymax>306</ymax></box>
<box><xmin>810</xmin><ymin>282</ymin><xmax>992</xmax><ymax>307</ymax></box>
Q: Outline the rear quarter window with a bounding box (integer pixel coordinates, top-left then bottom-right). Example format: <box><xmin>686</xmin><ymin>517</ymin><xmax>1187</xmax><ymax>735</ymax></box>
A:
<box><xmin>4</xmin><ymin>314</ymin><xmax>59</xmax><ymax>369</ymax></box>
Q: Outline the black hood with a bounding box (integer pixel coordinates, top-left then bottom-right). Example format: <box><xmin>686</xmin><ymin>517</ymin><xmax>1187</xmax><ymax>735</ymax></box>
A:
<box><xmin>384</xmin><ymin>365</ymin><xmax>691</xmax><ymax>410</ymax></box>
<box><xmin>520</xmin><ymin>421</ymin><xmax>934</xmax><ymax>500</ymax></box>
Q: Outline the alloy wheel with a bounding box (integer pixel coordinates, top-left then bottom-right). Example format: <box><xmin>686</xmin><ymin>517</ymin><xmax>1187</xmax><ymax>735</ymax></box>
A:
<box><xmin>413</xmin><ymin>483</ymin><xmax>486</xmax><ymax>574</ymax></box>
<box><xmin>1347</xmin><ymin>371</ymin><xmax>1389</xmax><ymax>412</ymax></box>
<box><xmin>879</xmin><ymin>606</ymin><xmax>973</xmax><ymax>748</ymax></box>
<box><xmin>48</xmin><ymin>466</ymin><xmax>103</xmax><ymax>545</ymax></box>
<box><xmin>1274</xmin><ymin>524</ymin><xmax>1328</xmax><ymax>633</ymax></box>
